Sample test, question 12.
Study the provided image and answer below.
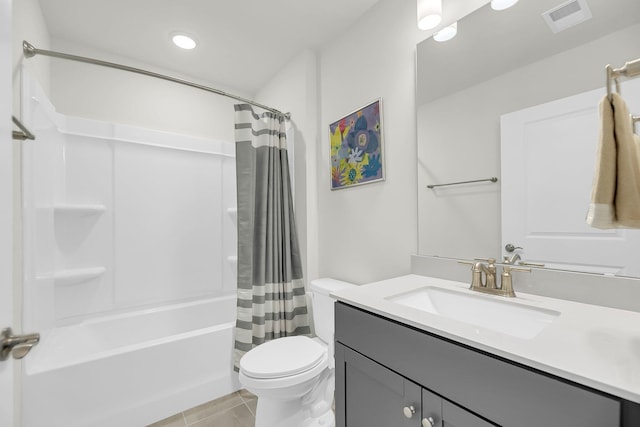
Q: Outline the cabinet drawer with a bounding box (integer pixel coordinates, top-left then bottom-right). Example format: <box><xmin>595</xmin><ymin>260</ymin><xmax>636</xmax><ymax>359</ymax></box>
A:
<box><xmin>335</xmin><ymin>302</ymin><xmax>621</xmax><ymax>427</ymax></box>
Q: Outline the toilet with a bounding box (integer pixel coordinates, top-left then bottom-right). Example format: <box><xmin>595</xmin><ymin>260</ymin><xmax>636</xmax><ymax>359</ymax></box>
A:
<box><xmin>238</xmin><ymin>278</ymin><xmax>355</xmax><ymax>427</ymax></box>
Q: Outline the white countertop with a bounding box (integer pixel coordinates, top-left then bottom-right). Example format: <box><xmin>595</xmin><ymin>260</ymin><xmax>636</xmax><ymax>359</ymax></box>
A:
<box><xmin>331</xmin><ymin>274</ymin><xmax>640</xmax><ymax>403</ymax></box>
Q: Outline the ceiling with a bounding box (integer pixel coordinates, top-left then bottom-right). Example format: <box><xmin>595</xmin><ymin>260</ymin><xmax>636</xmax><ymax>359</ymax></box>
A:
<box><xmin>37</xmin><ymin>0</ymin><xmax>385</xmax><ymax>95</ymax></box>
<box><xmin>417</xmin><ymin>0</ymin><xmax>640</xmax><ymax>104</ymax></box>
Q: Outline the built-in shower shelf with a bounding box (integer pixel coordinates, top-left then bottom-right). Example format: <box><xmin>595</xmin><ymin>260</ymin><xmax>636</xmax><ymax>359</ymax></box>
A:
<box><xmin>54</xmin><ymin>204</ymin><xmax>106</xmax><ymax>217</ymax></box>
<box><xmin>47</xmin><ymin>267</ymin><xmax>106</xmax><ymax>286</ymax></box>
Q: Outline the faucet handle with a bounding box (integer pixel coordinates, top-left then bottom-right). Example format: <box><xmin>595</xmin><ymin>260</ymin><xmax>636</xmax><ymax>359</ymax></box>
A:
<box><xmin>500</xmin><ymin>265</ymin><xmax>531</xmax><ymax>298</ymax></box>
<box><xmin>458</xmin><ymin>260</ymin><xmax>484</xmax><ymax>290</ymax></box>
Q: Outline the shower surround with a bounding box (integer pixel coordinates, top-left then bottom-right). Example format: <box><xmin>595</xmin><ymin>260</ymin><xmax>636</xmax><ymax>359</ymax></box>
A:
<box><xmin>20</xmin><ymin>73</ymin><xmax>240</xmax><ymax>426</ymax></box>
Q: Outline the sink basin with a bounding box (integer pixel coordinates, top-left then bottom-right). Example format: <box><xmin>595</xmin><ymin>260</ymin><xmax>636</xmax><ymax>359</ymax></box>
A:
<box><xmin>386</xmin><ymin>286</ymin><xmax>560</xmax><ymax>339</ymax></box>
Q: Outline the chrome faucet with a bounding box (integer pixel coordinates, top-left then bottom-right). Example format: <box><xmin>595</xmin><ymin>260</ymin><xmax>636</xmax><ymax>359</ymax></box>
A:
<box><xmin>459</xmin><ymin>258</ymin><xmax>530</xmax><ymax>298</ymax></box>
<box><xmin>477</xmin><ymin>258</ymin><xmax>497</xmax><ymax>289</ymax></box>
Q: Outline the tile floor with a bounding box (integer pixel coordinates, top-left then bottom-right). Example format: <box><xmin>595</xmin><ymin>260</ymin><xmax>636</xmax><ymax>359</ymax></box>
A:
<box><xmin>147</xmin><ymin>389</ymin><xmax>257</xmax><ymax>427</ymax></box>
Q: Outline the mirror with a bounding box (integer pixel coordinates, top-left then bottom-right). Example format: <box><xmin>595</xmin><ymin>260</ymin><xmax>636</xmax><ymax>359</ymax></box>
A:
<box><xmin>416</xmin><ymin>0</ymin><xmax>640</xmax><ymax>276</ymax></box>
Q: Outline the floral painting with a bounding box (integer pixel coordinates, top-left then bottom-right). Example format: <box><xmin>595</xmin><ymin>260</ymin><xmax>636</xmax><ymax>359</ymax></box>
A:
<box><xmin>329</xmin><ymin>99</ymin><xmax>384</xmax><ymax>190</ymax></box>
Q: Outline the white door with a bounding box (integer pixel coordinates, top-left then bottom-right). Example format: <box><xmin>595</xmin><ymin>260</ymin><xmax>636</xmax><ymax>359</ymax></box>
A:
<box><xmin>501</xmin><ymin>81</ymin><xmax>640</xmax><ymax>276</ymax></box>
<box><xmin>1</xmin><ymin>0</ymin><xmax>15</xmax><ymax>426</ymax></box>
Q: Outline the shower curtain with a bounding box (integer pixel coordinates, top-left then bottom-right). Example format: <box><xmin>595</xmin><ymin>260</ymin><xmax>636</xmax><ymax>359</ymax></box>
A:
<box><xmin>233</xmin><ymin>104</ymin><xmax>310</xmax><ymax>369</ymax></box>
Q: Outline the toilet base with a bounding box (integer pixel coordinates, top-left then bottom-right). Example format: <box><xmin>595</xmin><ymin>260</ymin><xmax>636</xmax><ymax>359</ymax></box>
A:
<box><xmin>254</xmin><ymin>396</ymin><xmax>334</xmax><ymax>427</ymax></box>
<box><xmin>254</xmin><ymin>396</ymin><xmax>303</xmax><ymax>427</ymax></box>
<box><xmin>251</xmin><ymin>369</ymin><xmax>335</xmax><ymax>427</ymax></box>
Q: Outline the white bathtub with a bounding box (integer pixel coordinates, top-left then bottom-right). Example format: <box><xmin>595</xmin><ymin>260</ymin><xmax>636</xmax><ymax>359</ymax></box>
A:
<box><xmin>22</xmin><ymin>294</ymin><xmax>240</xmax><ymax>427</ymax></box>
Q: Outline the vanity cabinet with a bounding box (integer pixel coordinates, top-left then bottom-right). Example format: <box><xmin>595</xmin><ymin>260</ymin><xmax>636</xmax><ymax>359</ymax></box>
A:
<box><xmin>337</xmin><ymin>343</ymin><xmax>494</xmax><ymax>427</ymax></box>
<box><xmin>334</xmin><ymin>302</ymin><xmax>640</xmax><ymax>427</ymax></box>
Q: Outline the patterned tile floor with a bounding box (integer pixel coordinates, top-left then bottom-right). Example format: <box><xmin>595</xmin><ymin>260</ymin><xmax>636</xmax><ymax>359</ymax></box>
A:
<box><xmin>147</xmin><ymin>389</ymin><xmax>257</xmax><ymax>427</ymax></box>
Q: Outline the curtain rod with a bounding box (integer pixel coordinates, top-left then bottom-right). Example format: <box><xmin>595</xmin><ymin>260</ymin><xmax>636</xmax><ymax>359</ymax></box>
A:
<box><xmin>22</xmin><ymin>40</ymin><xmax>290</xmax><ymax>119</ymax></box>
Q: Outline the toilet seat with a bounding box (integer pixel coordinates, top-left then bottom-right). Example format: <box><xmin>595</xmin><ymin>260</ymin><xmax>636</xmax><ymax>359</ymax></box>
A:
<box><xmin>239</xmin><ymin>336</ymin><xmax>329</xmax><ymax>390</ymax></box>
<box><xmin>241</xmin><ymin>336</ymin><xmax>326</xmax><ymax>379</ymax></box>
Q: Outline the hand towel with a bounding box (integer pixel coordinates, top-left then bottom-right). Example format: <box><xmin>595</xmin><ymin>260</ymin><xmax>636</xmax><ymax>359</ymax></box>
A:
<box><xmin>612</xmin><ymin>93</ymin><xmax>640</xmax><ymax>228</ymax></box>
<box><xmin>586</xmin><ymin>96</ymin><xmax>617</xmax><ymax>228</ymax></box>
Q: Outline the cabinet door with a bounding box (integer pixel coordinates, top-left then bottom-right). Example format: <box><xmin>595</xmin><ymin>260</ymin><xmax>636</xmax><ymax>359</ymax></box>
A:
<box><xmin>335</xmin><ymin>343</ymin><xmax>422</xmax><ymax>427</ymax></box>
<box><xmin>422</xmin><ymin>388</ymin><xmax>497</xmax><ymax>427</ymax></box>
<box><xmin>442</xmin><ymin>400</ymin><xmax>496</xmax><ymax>427</ymax></box>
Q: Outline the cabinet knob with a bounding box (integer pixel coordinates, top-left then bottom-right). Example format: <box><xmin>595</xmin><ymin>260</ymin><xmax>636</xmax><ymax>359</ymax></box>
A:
<box><xmin>422</xmin><ymin>417</ymin><xmax>436</xmax><ymax>427</ymax></box>
<box><xmin>403</xmin><ymin>405</ymin><xmax>416</xmax><ymax>418</ymax></box>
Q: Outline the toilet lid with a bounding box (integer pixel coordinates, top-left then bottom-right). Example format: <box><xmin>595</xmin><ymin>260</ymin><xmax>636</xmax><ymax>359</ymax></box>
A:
<box><xmin>240</xmin><ymin>336</ymin><xmax>326</xmax><ymax>379</ymax></box>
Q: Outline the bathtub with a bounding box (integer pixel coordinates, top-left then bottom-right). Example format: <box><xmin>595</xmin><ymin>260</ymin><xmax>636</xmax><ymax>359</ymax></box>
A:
<box><xmin>22</xmin><ymin>294</ymin><xmax>240</xmax><ymax>427</ymax></box>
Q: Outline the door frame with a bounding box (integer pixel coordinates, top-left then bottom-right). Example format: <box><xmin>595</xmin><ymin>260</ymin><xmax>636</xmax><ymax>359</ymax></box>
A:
<box><xmin>1</xmin><ymin>0</ymin><xmax>16</xmax><ymax>425</ymax></box>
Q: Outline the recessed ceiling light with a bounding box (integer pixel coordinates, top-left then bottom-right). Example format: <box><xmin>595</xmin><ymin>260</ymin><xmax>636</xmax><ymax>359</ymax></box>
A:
<box><xmin>172</xmin><ymin>34</ymin><xmax>197</xmax><ymax>50</ymax></box>
<box><xmin>433</xmin><ymin>22</ymin><xmax>458</xmax><ymax>42</ymax></box>
<box><xmin>417</xmin><ymin>0</ymin><xmax>442</xmax><ymax>30</ymax></box>
<box><xmin>491</xmin><ymin>0</ymin><xmax>520</xmax><ymax>11</ymax></box>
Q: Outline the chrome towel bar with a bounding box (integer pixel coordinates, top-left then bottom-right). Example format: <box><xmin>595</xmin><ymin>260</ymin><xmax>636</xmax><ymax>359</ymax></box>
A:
<box><xmin>427</xmin><ymin>176</ymin><xmax>498</xmax><ymax>189</ymax></box>
<box><xmin>606</xmin><ymin>58</ymin><xmax>640</xmax><ymax>101</ymax></box>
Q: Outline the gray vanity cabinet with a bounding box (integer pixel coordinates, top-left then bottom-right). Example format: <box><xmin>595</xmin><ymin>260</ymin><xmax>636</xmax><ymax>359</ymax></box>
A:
<box><xmin>335</xmin><ymin>302</ymin><xmax>640</xmax><ymax>427</ymax></box>
<box><xmin>336</xmin><ymin>344</ymin><xmax>420</xmax><ymax>427</ymax></box>
<box><xmin>336</xmin><ymin>342</ymin><xmax>495</xmax><ymax>427</ymax></box>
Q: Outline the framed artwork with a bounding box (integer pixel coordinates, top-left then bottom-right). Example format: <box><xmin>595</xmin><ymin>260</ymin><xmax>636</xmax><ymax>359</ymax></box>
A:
<box><xmin>329</xmin><ymin>99</ymin><xmax>385</xmax><ymax>190</ymax></box>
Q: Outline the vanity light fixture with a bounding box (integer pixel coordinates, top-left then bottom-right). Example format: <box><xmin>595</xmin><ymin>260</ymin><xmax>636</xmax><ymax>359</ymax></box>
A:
<box><xmin>171</xmin><ymin>33</ymin><xmax>197</xmax><ymax>50</ymax></box>
<box><xmin>433</xmin><ymin>22</ymin><xmax>458</xmax><ymax>42</ymax></box>
<box><xmin>491</xmin><ymin>0</ymin><xmax>520</xmax><ymax>11</ymax></box>
<box><xmin>417</xmin><ymin>0</ymin><xmax>442</xmax><ymax>30</ymax></box>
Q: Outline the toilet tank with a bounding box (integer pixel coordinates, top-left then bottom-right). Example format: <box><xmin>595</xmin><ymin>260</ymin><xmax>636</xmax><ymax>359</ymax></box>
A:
<box><xmin>310</xmin><ymin>278</ymin><xmax>355</xmax><ymax>344</ymax></box>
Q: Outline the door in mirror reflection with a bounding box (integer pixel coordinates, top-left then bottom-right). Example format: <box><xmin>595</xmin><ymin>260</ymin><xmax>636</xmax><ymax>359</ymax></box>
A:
<box><xmin>501</xmin><ymin>81</ymin><xmax>640</xmax><ymax>277</ymax></box>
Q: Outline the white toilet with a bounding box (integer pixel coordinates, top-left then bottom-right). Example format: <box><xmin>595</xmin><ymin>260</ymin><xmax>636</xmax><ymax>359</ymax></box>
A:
<box><xmin>238</xmin><ymin>278</ymin><xmax>354</xmax><ymax>427</ymax></box>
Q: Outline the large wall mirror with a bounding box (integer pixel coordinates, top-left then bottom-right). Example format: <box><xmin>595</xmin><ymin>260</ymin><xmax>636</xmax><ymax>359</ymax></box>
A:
<box><xmin>416</xmin><ymin>0</ymin><xmax>640</xmax><ymax>277</ymax></box>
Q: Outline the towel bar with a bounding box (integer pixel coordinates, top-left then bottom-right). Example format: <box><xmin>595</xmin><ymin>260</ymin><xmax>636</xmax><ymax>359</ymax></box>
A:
<box><xmin>606</xmin><ymin>58</ymin><xmax>640</xmax><ymax>101</ymax></box>
<box><xmin>427</xmin><ymin>177</ymin><xmax>498</xmax><ymax>189</ymax></box>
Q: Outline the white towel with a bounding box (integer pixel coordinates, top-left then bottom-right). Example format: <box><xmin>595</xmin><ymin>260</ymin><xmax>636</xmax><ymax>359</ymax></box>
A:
<box><xmin>612</xmin><ymin>93</ymin><xmax>640</xmax><ymax>228</ymax></box>
<box><xmin>586</xmin><ymin>93</ymin><xmax>640</xmax><ymax>229</ymax></box>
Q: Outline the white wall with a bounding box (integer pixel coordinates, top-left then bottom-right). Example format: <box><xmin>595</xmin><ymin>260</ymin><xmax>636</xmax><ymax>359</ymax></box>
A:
<box><xmin>314</xmin><ymin>0</ymin><xmax>488</xmax><ymax>285</ymax></box>
<box><xmin>317</xmin><ymin>0</ymin><xmax>424</xmax><ymax>284</ymax></box>
<box><xmin>417</xmin><ymin>23</ymin><xmax>640</xmax><ymax>260</ymax></box>
<box><xmin>12</xmin><ymin>0</ymin><xmax>50</xmax><ymax>115</ymax></box>
<box><xmin>13</xmin><ymin>0</ymin><xmax>259</xmax><ymax>144</ymax></box>
<box><xmin>49</xmin><ymin>38</ymin><xmax>241</xmax><ymax>143</ymax></box>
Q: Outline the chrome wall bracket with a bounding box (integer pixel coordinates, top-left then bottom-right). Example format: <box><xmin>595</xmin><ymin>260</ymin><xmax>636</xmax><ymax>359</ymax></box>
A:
<box><xmin>12</xmin><ymin>116</ymin><xmax>35</xmax><ymax>141</ymax></box>
<box><xmin>1</xmin><ymin>327</ymin><xmax>40</xmax><ymax>361</ymax></box>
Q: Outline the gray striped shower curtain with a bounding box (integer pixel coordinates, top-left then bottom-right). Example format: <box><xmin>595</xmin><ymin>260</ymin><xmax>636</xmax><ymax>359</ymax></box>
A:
<box><xmin>233</xmin><ymin>104</ymin><xmax>310</xmax><ymax>370</ymax></box>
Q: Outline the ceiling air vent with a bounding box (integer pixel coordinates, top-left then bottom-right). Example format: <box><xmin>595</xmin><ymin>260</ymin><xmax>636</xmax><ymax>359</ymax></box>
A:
<box><xmin>542</xmin><ymin>0</ymin><xmax>592</xmax><ymax>33</ymax></box>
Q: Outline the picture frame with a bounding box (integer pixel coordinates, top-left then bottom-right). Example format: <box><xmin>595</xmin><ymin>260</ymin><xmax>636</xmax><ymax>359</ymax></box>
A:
<box><xmin>329</xmin><ymin>99</ymin><xmax>385</xmax><ymax>190</ymax></box>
